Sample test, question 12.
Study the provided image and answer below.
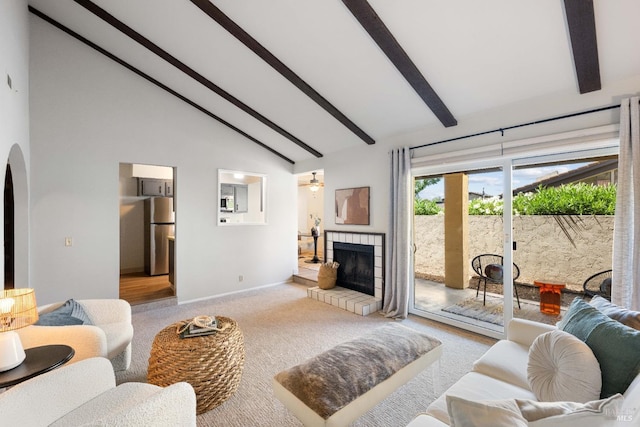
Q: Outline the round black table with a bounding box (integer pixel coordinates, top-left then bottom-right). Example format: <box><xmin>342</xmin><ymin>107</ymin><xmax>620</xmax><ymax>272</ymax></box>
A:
<box><xmin>0</xmin><ymin>344</ymin><xmax>74</xmax><ymax>388</ymax></box>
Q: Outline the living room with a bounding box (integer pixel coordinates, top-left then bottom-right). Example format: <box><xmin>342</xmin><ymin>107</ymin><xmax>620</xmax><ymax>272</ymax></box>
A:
<box><xmin>2</xmin><ymin>1</ymin><xmax>640</xmax><ymax>426</ymax></box>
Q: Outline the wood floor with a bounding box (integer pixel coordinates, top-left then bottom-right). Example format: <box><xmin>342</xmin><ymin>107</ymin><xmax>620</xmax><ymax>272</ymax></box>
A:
<box><xmin>119</xmin><ymin>272</ymin><xmax>175</xmax><ymax>306</ymax></box>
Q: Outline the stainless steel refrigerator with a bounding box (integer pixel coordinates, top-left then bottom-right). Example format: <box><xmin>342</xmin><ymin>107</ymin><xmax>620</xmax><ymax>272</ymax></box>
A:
<box><xmin>144</xmin><ymin>197</ymin><xmax>175</xmax><ymax>276</ymax></box>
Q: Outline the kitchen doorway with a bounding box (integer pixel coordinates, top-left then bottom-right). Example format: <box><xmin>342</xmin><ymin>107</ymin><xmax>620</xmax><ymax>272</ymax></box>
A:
<box><xmin>119</xmin><ymin>163</ymin><xmax>176</xmax><ymax>305</ymax></box>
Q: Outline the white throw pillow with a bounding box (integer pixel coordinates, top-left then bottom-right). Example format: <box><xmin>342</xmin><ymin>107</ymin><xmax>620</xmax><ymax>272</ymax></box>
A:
<box><xmin>517</xmin><ymin>394</ymin><xmax>623</xmax><ymax>427</ymax></box>
<box><xmin>445</xmin><ymin>395</ymin><xmax>527</xmax><ymax>427</ymax></box>
<box><xmin>527</xmin><ymin>329</ymin><xmax>601</xmax><ymax>402</ymax></box>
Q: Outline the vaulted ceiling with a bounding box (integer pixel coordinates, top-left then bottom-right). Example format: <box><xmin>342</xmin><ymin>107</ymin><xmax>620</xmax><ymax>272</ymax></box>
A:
<box><xmin>27</xmin><ymin>0</ymin><xmax>640</xmax><ymax>164</ymax></box>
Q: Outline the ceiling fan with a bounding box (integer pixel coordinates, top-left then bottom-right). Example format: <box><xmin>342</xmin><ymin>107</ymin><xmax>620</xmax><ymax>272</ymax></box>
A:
<box><xmin>301</xmin><ymin>172</ymin><xmax>324</xmax><ymax>192</ymax></box>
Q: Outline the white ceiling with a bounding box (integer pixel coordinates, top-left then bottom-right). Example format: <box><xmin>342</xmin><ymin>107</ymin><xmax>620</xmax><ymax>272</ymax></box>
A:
<box><xmin>27</xmin><ymin>0</ymin><xmax>640</xmax><ymax>164</ymax></box>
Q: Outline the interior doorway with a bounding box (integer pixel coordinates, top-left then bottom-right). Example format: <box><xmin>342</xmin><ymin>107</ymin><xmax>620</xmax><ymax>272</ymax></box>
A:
<box><xmin>119</xmin><ymin>163</ymin><xmax>176</xmax><ymax>305</ymax></box>
<box><xmin>296</xmin><ymin>171</ymin><xmax>324</xmax><ymax>277</ymax></box>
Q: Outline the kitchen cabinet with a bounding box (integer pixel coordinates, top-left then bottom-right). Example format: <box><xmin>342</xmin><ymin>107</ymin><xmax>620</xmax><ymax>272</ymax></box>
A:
<box><xmin>164</xmin><ymin>180</ymin><xmax>173</xmax><ymax>197</ymax></box>
<box><xmin>220</xmin><ymin>184</ymin><xmax>234</xmax><ymax>197</ymax></box>
<box><xmin>234</xmin><ymin>185</ymin><xmax>248</xmax><ymax>213</ymax></box>
<box><xmin>138</xmin><ymin>178</ymin><xmax>173</xmax><ymax>197</ymax></box>
<box><xmin>220</xmin><ymin>184</ymin><xmax>248</xmax><ymax>213</ymax></box>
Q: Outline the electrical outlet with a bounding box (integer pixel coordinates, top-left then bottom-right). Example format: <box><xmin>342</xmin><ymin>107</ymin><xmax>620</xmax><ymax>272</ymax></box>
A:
<box><xmin>65</xmin><ymin>237</ymin><xmax>73</xmax><ymax>247</ymax></box>
<box><xmin>238</xmin><ymin>275</ymin><xmax>244</xmax><ymax>282</ymax></box>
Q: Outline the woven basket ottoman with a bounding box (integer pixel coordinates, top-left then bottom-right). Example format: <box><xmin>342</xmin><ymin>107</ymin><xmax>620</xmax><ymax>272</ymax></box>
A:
<box><xmin>148</xmin><ymin>316</ymin><xmax>245</xmax><ymax>414</ymax></box>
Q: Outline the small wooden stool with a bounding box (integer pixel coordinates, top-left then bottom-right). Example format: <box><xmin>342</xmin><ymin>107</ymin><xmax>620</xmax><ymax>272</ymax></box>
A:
<box><xmin>148</xmin><ymin>316</ymin><xmax>245</xmax><ymax>414</ymax></box>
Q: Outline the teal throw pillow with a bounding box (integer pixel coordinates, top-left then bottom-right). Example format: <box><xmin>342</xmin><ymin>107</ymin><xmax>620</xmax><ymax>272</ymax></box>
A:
<box><xmin>558</xmin><ymin>298</ymin><xmax>640</xmax><ymax>398</ymax></box>
<box><xmin>35</xmin><ymin>299</ymin><xmax>93</xmax><ymax>326</ymax></box>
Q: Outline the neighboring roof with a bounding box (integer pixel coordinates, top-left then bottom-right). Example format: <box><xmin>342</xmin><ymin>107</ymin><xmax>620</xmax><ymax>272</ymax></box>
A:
<box><xmin>512</xmin><ymin>159</ymin><xmax>618</xmax><ymax>195</ymax></box>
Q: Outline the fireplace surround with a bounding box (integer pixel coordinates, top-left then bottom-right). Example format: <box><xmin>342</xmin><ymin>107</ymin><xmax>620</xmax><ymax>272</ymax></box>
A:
<box><xmin>305</xmin><ymin>231</ymin><xmax>385</xmax><ymax>316</ymax></box>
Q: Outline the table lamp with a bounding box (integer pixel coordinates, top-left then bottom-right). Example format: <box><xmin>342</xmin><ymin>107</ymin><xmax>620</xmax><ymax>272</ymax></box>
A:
<box><xmin>0</xmin><ymin>288</ymin><xmax>38</xmax><ymax>372</ymax></box>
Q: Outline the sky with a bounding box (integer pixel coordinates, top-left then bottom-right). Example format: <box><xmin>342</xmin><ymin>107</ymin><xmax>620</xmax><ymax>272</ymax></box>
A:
<box><xmin>417</xmin><ymin>162</ymin><xmax>588</xmax><ymax>200</ymax></box>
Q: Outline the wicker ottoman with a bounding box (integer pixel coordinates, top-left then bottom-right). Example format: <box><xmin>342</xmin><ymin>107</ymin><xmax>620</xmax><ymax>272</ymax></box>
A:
<box><xmin>147</xmin><ymin>316</ymin><xmax>245</xmax><ymax>414</ymax></box>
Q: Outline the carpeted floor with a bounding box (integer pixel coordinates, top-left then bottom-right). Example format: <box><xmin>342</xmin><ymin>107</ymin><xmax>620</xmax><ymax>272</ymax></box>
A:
<box><xmin>116</xmin><ymin>283</ymin><xmax>495</xmax><ymax>427</ymax></box>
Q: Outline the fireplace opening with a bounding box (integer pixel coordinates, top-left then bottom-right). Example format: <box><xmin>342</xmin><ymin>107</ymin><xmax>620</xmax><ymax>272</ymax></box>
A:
<box><xmin>333</xmin><ymin>242</ymin><xmax>375</xmax><ymax>296</ymax></box>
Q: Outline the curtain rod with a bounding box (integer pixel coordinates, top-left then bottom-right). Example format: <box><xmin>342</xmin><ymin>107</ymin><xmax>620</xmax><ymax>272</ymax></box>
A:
<box><xmin>410</xmin><ymin>104</ymin><xmax>621</xmax><ymax>151</ymax></box>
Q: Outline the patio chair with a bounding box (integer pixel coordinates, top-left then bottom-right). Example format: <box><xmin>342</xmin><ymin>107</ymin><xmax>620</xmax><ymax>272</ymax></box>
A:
<box><xmin>471</xmin><ymin>254</ymin><xmax>521</xmax><ymax>309</ymax></box>
<box><xmin>583</xmin><ymin>269</ymin><xmax>612</xmax><ymax>301</ymax></box>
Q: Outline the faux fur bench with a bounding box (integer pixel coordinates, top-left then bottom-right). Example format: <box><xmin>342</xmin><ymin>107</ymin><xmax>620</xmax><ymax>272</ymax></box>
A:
<box><xmin>272</xmin><ymin>323</ymin><xmax>443</xmax><ymax>427</ymax></box>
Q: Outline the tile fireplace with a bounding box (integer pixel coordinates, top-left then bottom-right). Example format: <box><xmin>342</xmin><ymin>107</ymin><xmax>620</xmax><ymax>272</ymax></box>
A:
<box><xmin>306</xmin><ymin>231</ymin><xmax>385</xmax><ymax>316</ymax></box>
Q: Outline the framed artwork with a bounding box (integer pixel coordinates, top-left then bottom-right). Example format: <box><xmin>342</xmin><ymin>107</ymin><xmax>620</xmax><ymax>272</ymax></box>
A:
<box><xmin>335</xmin><ymin>187</ymin><xmax>370</xmax><ymax>225</ymax></box>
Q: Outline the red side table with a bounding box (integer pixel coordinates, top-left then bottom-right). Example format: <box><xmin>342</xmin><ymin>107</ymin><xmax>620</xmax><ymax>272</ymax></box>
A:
<box><xmin>533</xmin><ymin>281</ymin><xmax>565</xmax><ymax>315</ymax></box>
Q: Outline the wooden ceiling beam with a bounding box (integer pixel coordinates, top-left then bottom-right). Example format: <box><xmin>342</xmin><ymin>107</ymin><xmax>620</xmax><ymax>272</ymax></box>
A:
<box><xmin>342</xmin><ymin>0</ymin><xmax>457</xmax><ymax>128</ymax></box>
<box><xmin>74</xmin><ymin>0</ymin><xmax>323</xmax><ymax>158</ymax></box>
<box><xmin>28</xmin><ymin>6</ymin><xmax>295</xmax><ymax>164</ymax></box>
<box><xmin>563</xmin><ymin>0</ymin><xmax>601</xmax><ymax>94</ymax></box>
<box><xmin>190</xmin><ymin>0</ymin><xmax>375</xmax><ymax>145</ymax></box>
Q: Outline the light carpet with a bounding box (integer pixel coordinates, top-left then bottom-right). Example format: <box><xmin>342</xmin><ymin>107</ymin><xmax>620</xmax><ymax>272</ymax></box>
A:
<box><xmin>116</xmin><ymin>283</ymin><xmax>495</xmax><ymax>427</ymax></box>
<box><xmin>442</xmin><ymin>294</ymin><xmax>565</xmax><ymax>326</ymax></box>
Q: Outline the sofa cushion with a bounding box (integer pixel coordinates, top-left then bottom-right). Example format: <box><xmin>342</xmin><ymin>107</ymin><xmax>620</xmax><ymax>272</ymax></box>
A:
<box><xmin>589</xmin><ymin>295</ymin><xmax>640</xmax><ymax>330</ymax></box>
<box><xmin>472</xmin><ymin>340</ymin><xmax>530</xmax><ymax>390</ymax></box>
<box><xmin>435</xmin><ymin>394</ymin><xmax>623</xmax><ymax>427</ymax></box>
<box><xmin>518</xmin><ymin>394</ymin><xmax>623</xmax><ymax>427</ymax></box>
<box><xmin>527</xmin><ymin>330</ymin><xmax>601</xmax><ymax>402</ymax></box>
<box><xmin>446</xmin><ymin>395</ymin><xmax>527</xmax><ymax>427</ymax></box>
<box><xmin>35</xmin><ymin>299</ymin><xmax>93</xmax><ymax>326</ymax></box>
<box><xmin>558</xmin><ymin>298</ymin><xmax>640</xmax><ymax>398</ymax></box>
<box><xmin>426</xmin><ymin>372</ymin><xmax>536</xmax><ymax>425</ymax></box>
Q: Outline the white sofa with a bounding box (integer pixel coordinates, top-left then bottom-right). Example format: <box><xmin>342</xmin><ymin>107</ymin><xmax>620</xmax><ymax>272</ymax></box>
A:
<box><xmin>0</xmin><ymin>357</ymin><xmax>196</xmax><ymax>426</ymax></box>
<box><xmin>408</xmin><ymin>317</ymin><xmax>640</xmax><ymax>426</ymax></box>
<box><xmin>17</xmin><ymin>299</ymin><xmax>134</xmax><ymax>371</ymax></box>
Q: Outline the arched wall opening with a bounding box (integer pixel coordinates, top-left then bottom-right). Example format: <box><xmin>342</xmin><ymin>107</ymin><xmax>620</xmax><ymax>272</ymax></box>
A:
<box><xmin>6</xmin><ymin>144</ymin><xmax>28</xmax><ymax>288</ymax></box>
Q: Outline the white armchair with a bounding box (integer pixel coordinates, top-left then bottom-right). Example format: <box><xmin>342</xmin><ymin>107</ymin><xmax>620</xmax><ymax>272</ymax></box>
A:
<box><xmin>17</xmin><ymin>299</ymin><xmax>133</xmax><ymax>371</ymax></box>
<box><xmin>0</xmin><ymin>357</ymin><xmax>196</xmax><ymax>427</ymax></box>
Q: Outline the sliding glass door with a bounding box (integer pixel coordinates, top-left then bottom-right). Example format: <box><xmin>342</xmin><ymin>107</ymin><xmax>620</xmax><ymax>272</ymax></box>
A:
<box><xmin>410</xmin><ymin>142</ymin><xmax>618</xmax><ymax>339</ymax></box>
<box><xmin>411</xmin><ymin>163</ymin><xmax>510</xmax><ymax>338</ymax></box>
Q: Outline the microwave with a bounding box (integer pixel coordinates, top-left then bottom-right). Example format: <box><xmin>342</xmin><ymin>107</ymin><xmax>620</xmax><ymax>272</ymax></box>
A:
<box><xmin>221</xmin><ymin>196</ymin><xmax>234</xmax><ymax>212</ymax></box>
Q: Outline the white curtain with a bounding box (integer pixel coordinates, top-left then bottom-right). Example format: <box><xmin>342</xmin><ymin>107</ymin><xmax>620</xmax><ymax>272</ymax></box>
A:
<box><xmin>612</xmin><ymin>96</ymin><xmax>640</xmax><ymax>310</ymax></box>
<box><xmin>383</xmin><ymin>147</ymin><xmax>412</xmax><ymax>319</ymax></box>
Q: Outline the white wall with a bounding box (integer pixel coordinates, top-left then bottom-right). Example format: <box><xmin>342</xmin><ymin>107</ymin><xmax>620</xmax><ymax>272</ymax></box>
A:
<box><xmin>0</xmin><ymin>1</ymin><xmax>30</xmax><ymax>287</ymax></box>
<box><xmin>29</xmin><ymin>16</ymin><xmax>297</xmax><ymax>304</ymax></box>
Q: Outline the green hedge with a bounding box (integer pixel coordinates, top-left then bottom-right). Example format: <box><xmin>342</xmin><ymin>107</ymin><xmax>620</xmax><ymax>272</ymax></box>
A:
<box><xmin>415</xmin><ymin>183</ymin><xmax>616</xmax><ymax>215</ymax></box>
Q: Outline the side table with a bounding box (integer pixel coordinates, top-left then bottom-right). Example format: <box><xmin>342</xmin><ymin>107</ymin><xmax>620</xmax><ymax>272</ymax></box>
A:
<box><xmin>147</xmin><ymin>316</ymin><xmax>245</xmax><ymax>414</ymax></box>
<box><xmin>0</xmin><ymin>344</ymin><xmax>75</xmax><ymax>388</ymax></box>
<box><xmin>533</xmin><ymin>280</ymin><xmax>565</xmax><ymax>315</ymax></box>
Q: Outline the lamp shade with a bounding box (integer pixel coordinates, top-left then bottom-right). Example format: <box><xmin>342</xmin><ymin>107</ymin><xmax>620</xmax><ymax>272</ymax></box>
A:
<box><xmin>0</xmin><ymin>289</ymin><xmax>37</xmax><ymax>371</ymax></box>
<box><xmin>0</xmin><ymin>288</ymin><xmax>38</xmax><ymax>332</ymax></box>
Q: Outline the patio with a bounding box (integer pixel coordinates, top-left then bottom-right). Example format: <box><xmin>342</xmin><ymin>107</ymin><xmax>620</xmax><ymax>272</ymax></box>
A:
<box><xmin>413</xmin><ymin>277</ymin><xmax>580</xmax><ymax>333</ymax></box>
